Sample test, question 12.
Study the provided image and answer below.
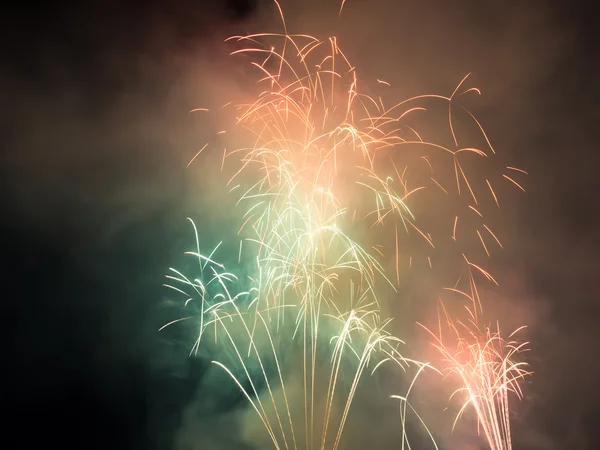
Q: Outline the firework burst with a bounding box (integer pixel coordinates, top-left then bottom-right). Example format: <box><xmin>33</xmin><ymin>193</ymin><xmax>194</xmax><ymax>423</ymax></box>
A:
<box><xmin>421</xmin><ymin>301</ymin><xmax>532</xmax><ymax>450</ymax></box>
<box><xmin>164</xmin><ymin>227</ymin><xmax>433</xmax><ymax>449</ymax></box>
<box><xmin>162</xmin><ymin>1</ymin><xmax>531</xmax><ymax>448</ymax></box>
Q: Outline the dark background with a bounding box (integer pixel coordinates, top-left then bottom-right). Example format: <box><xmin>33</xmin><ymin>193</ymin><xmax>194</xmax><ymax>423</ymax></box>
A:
<box><xmin>2</xmin><ymin>0</ymin><xmax>598</xmax><ymax>449</ymax></box>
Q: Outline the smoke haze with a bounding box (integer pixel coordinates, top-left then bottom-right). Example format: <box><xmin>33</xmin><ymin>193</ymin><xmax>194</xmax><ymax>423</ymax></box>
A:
<box><xmin>3</xmin><ymin>1</ymin><xmax>598</xmax><ymax>449</ymax></box>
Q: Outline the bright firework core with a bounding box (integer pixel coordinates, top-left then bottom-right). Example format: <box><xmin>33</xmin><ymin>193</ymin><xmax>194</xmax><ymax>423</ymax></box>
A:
<box><xmin>163</xmin><ymin>2</ymin><xmax>531</xmax><ymax>449</ymax></box>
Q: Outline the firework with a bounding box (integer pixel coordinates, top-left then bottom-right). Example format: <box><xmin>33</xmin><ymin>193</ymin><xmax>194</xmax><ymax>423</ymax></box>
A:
<box><xmin>164</xmin><ymin>225</ymin><xmax>433</xmax><ymax>449</ymax></box>
<box><xmin>421</xmin><ymin>302</ymin><xmax>531</xmax><ymax>450</ymax></box>
<box><xmin>162</xmin><ymin>0</ymin><xmax>530</xmax><ymax>448</ymax></box>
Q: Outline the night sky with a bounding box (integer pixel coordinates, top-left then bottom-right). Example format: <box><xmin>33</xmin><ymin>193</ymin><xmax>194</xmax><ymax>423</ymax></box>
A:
<box><xmin>2</xmin><ymin>1</ymin><xmax>599</xmax><ymax>449</ymax></box>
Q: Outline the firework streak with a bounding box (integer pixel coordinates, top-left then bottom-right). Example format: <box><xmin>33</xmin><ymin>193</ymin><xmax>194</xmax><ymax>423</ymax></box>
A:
<box><xmin>163</xmin><ymin>2</ymin><xmax>531</xmax><ymax>449</ymax></box>
<box><xmin>421</xmin><ymin>302</ymin><xmax>532</xmax><ymax>450</ymax></box>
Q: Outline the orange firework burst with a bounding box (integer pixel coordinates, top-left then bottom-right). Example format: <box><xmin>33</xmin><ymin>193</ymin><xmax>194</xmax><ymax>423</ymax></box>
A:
<box><xmin>190</xmin><ymin>7</ymin><xmax>525</xmax><ymax>295</ymax></box>
<box><xmin>422</xmin><ymin>302</ymin><xmax>532</xmax><ymax>450</ymax></box>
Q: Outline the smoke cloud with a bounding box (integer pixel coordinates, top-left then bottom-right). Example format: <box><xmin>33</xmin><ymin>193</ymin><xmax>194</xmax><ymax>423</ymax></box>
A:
<box><xmin>4</xmin><ymin>1</ymin><xmax>596</xmax><ymax>449</ymax></box>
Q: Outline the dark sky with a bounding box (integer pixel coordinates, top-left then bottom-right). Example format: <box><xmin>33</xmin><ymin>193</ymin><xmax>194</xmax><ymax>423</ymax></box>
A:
<box><xmin>2</xmin><ymin>1</ymin><xmax>599</xmax><ymax>449</ymax></box>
